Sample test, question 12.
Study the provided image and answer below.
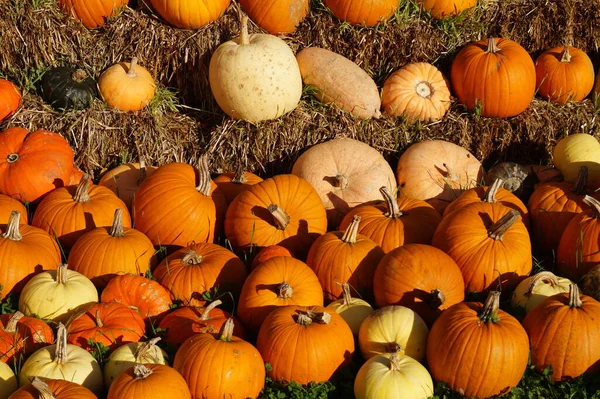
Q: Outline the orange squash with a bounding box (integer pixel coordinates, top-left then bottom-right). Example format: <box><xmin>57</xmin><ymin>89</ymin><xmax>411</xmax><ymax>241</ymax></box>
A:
<box><xmin>324</xmin><ymin>0</ymin><xmax>398</xmax><ymax>26</ymax></box>
<box><xmin>240</xmin><ymin>0</ymin><xmax>309</xmax><ymax>33</ymax></box>
<box><xmin>416</xmin><ymin>0</ymin><xmax>477</xmax><ymax>19</ymax></box>
<box><xmin>148</xmin><ymin>0</ymin><xmax>230</xmax><ymax>29</ymax></box>
<box><xmin>0</xmin><ymin>79</ymin><xmax>21</xmax><ymax>122</ymax></box>
<box><xmin>58</xmin><ymin>0</ymin><xmax>128</xmax><ymax>29</ymax></box>
<box><xmin>213</xmin><ymin>167</ymin><xmax>263</xmax><ymax>204</ymax></box>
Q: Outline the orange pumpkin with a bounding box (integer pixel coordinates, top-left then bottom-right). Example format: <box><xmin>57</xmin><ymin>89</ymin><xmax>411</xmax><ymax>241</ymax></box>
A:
<box><xmin>426</xmin><ymin>292</ymin><xmax>530</xmax><ymax>398</ymax></box>
<box><xmin>98</xmin><ymin>161</ymin><xmax>157</xmax><ymax>210</ymax></box>
<box><xmin>213</xmin><ymin>167</ymin><xmax>263</xmax><ymax>204</ymax></box>
<box><xmin>535</xmin><ymin>46</ymin><xmax>595</xmax><ymax>103</ymax></box>
<box><xmin>416</xmin><ymin>0</ymin><xmax>476</xmax><ymax>19</ymax></box>
<box><xmin>148</xmin><ymin>0</ymin><xmax>230</xmax><ymax>29</ymax></box>
<box><xmin>238</xmin><ymin>256</ymin><xmax>324</xmax><ymax>335</ymax></box>
<box><xmin>338</xmin><ymin>187</ymin><xmax>442</xmax><ymax>254</ymax></box>
<box><xmin>153</xmin><ymin>242</ymin><xmax>248</xmax><ymax>307</ymax></box>
<box><xmin>256</xmin><ymin>306</ymin><xmax>354</xmax><ymax>384</ymax></box>
<box><xmin>0</xmin><ymin>79</ymin><xmax>21</xmax><ymax>122</ymax></box>
<box><xmin>0</xmin><ymin>193</ymin><xmax>28</xmax><ymax>225</ymax></box>
<box><xmin>224</xmin><ymin>174</ymin><xmax>327</xmax><ymax>259</ymax></box>
<box><xmin>450</xmin><ymin>38</ymin><xmax>536</xmax><ymax>118</ymax></box>
<box><xmin>306</xmin><ymin>215</ymin><xmax>385</xmax><ymax>302</ymax></box>
<box><xmin>324</xmin><ymin>0</ymin><xmax>398</xmax><ymax>26</ymax></box>
<box><xmin>0</xmin><ymin>127</ymin><xmax>74</xmax><ymax>204</ymax></box>
<box><xmin>250</xmin><ymin>245</ymin><xmax>293</xmax><ymax>270</ymax></box>
<box><xmin>58</xmin><ymin>0</ymin><xmax>128</xmax><ymax>28</ymax></box>
<box><xmin>107</xmin><ymin>364</ymin><xmax>191</xmax><ymax>399</ymax></box>
<box><xmin>98</xmin><ymin>58</ymin><xmax>156</xmax><ymax>112</ymax></box>
<box><xmin>432</xmin><ymin>204</ymin><xmax>532</xmax><ymax>293</ymax></box>
<box><xmin>0</xmin><ymin>312</ymin><xmax>54</xmax><ymax>365</ymax></box>
<box><xmin>68</xmin><ymin>209</ymin><xmax>154</xmax><ymax>288</ymax></box>
<box><xmin>240</xmin><ymin>0</ymin><xmax>309</xmax><ymax>33</ymax></box>
<box><xmin>10</xmin><ymin>377</ymin><xmax>97</xmax><ymax>399</ymax></box>
<box><xmin>373</xmin><ymin>244</ymin><xmax>465</xmax><ymax>327</ymax></box>
<box><xmin>132</xmin><ymin>156</ymin><xmax>227</xmax><ymax>251</ymax></box>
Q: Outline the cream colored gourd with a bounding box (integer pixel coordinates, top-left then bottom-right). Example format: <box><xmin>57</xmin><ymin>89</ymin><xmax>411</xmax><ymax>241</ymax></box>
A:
<box><xmin>18</xmin><ymin>324</ymin><xmax>103</xmax><ymax>396</ymax></box>
<box><xmin>511</xmin><ymin>271</ymin><xmax>572</xmax><ymax>315</ymax></box>
<box><xmin>0</xmin><ymin>360</ymin><xmax>17</xmax><ymax>399</ymax></box>
<box><xmin>292</xmin><ymin>138</ymin><xmax>397</xmax><ymax>226</ymax></box>
<box><xmin>553</xmin><ymin>134</ymin><xmax>600</xmax><ymax>188</ymax></box>
<box><xmin>103</xmin><ymin>338</ymin><xmax>169</xmax><ymax>389</ymax></box>
<box><xmin>358</xmin><ymin>306</ymin><xmax>429</xmax><ymax>363</ymax></box>
<box><xmin>18</xmin><ymin>263</ymin><xmax>98</xmax><ymax>323</ymax></box>
<box><xmin>325</xmin><ymin>284</ymin><xmax>374</xmax><ymax>334</ymax></box>
<box><xmin>209</xmin><ymin>14</ymin><xmax>302</xmax><ymax>123</ymax></box>
<box><xmin>354</xmin><ymin>352</ymin><xmax>434</xmax><ymax>399</ymax></box>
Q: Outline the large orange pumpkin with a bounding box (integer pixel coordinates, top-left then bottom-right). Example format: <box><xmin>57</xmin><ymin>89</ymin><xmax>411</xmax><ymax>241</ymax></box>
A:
<box><xmin>0</xmin><ymin>79</ymin><xmax>21</xmax><ymax>122</ymax></box>
<box><xmin>10</xmin><ymin>378</ymin><xmax>97</xmax><ymax>399</ymax></box>
<box><xmin>224</xmin><ymin>174</ymin><xmax>327</xmax><ymax>260</ymax></box>
<box><xmin>450</xmin><ymin>38</ymin><xmax>536</xmax><ymax>118</ymax></box>
<box><xmin>426</xmin><ymin>292</ymin><xmax>530</xmax><ymax>398</ymax></box>
<box><xmin>256</xmin><ymin>306</ymin><xmax>354</xmax><ymax>384</ymax></box>
<box><xmin>0</xmin><ymin>312</ymin><xmax>54</xmax><ymax>365</ymax></box>
<box><xmin>0</xmin><ymin>127</ymin><xmax>74</xmax><ymax>204</ymax></box>
<box><xmin>0</xmin><ymin>193</ymin><xmax>28</xmax><ymax>225</ymax></box>
<box><xmin>324</xmin><ymin>0</ymin><xmax>398</xmax><ymax>26</ymax></box>
<box><xmin>58</xmin><ymin>0</ymin><xmax>128</xmax><ymax>29</ymax></box>
<box><xmin>213</xmin><ymin>167</ymin><xmax>263</xmax><ymax>205</ymax></box>
<box><xmin>132</xmin><ymin>156</ymin><xmax>227</xmax><ymax>251</ymax></box>
<box><xmin>148</xmin><ymin>0</ymin><xmax>230</xmax><ymax>29</ymax></box>
<box><xmin>416</xmin><ymin>0</ymin><xmax>476</xmax><ymax>19</ymax></box>
<box><xmin>432</xmin><ymin>204</ymin><xmax>532</xmax><ymax>293</ymax></box>
<box><xmin>373</xmin><ymin>244</ymin><xmax>465</xmax><ymax>327</ymax></box>
<box><xmin>338</xmin><ymin>187</ymin><xmax>442</xmax><ymax>254</ymax></box>
<box><xmin>107</xmin><ymin>364</ymin><xmax>191</xmax><ymax>399</ymax></box>
<box><xmin>240</xmin><ymin>0</ymin><xmax>309</xmax><ymax>33</ymax></box>
<box><xmin>250</xmin><ymin>244</ymin><xmax>293</xmax><ymax>270</ymax></box>
<box><xmin>523</xmin><ymin>284</ymin><xmax>600</xmax><ymax>381</ymax></box>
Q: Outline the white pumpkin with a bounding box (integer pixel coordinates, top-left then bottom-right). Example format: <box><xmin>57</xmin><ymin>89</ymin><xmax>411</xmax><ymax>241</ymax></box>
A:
<box><xmin>325</xmin><ymin>283</ymin><xmax>374</xmax><ymax>334</ymax></box>
<box><xmin>511</xmin><ymin>271</ymin><xmax>572</xmax><ymax>315</ymax></box>
<box><xmin>103</xmin><ymin>338</ymin><xmax>169</xmax><ymax>389</ymax></box>
<box><xmin>18</xmin><ymin>263</ymin><xmax>98</xmax><ymax>323</ymax></box>
<box><xmin>209</xmin><ymin>14</ymin><xmax>302</xmax><ymax>123</ymax></box>
<box><xmin>354</xmin><ymin>352</ymin><xmax>434</xmax><ymax>399</ymax></box>
<box><xmin>0</xmin><ymin>361</ymin><xmax>17</xmax><ymax>399</ymax></box>
<box><xmin>18</xmin><ymin>324</ymin><xmax>103</xmax><ymax>396</ymax></box>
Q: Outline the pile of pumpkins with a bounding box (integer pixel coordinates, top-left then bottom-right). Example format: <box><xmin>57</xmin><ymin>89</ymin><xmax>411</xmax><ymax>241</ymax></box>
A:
<box><xmin>0</xmin><ymin>124</ymin><xmax>599</xmax><ymax>398</ymax></box>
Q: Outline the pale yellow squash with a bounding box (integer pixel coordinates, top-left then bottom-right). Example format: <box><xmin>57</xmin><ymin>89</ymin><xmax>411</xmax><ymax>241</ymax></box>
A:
<box><xmin>0</xmin><ymin>361</ymin><xmax>17</xmax><ymax>399</ymax></box>
<box><xmin>553</xmin><ymin>133</ymin><xmax>600</xmax><ymax>188</ymax></box>
<box><xmin>511</xmin><ymin>271</ymin><xmax>572</xmax><ymax>315</ymax></box>
<box><xmin>325</xmin><ymin>283</ymin><xmax>374</xmax><ymax>334</ymax></box>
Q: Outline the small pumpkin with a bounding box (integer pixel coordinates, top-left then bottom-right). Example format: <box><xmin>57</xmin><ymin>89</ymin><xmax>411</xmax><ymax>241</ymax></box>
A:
<box><xmin>510</xmin><ymin>271</ymin><xmax>571</xmax><ymax>316</ymax></box>
<box><xmin>0</xmin><ymin>193</ymin><xmax>28</xmax><ymax>225</ymax></box>
<box><xmin>98</xmin><ymin>161</ymin><xmax>157</xmax><ymax>210</ymax></box>
<box><xmin>209</xmin><ymin>15</ymin><xmax>302</xmax><ymax>123</ymax></box>
<box><xmin>98</xmin><ymin>58</ymin><xmax>156</xmax><ymax>112</ymax></box>
<box><xmin>57</xmin><ymin>0</ymin><xmax>128</xmax><ymax>29</ymax></box>
<box><xmin>552</xmin><ymin>133</ymin><xmax>600</xmax><ymax>189</ymax></box>
<box><xmin>0</xmin><ymin>79</ymin><xmax>21</xmax><ymax>122</ymax></box>
<box><xmin>325</xmin><ymin>283</ymin><xmax>374</xmax><ymax>335</ymax></box>
<box><xmin>10</xmin><ymin>377</ymin><xmax>97</xmax><ymax>399</ymax></box>
<box><xmin>381</xmin><ymin>62</ymin><xmax>451</xmax><ymax>122</ymax></box>
<box><xmin>213</xmin><ymin>166</ymin><xmax>263</xmax><ymax>204</ymax></box>
<box><xmin>535</xmin><ymin>46</ymin><xmax>595</xmax><ymax>103</ymax></box>
<box><xmin>40</xmin><ymin>67</ymin><xmax>98</xmax><ymax>110</ymax></box>
<box><xmin>0</xmin><ymin>361</ymin><xmax>17</xmax><ymax>399</ymax></box>
<box><xmin>485</xmin><ymin>162</ymin><xmax>534</xmax><ymax>200</ymax></box>
<box><xmin>0</xmin><ymin>312</ymin><xmax>54</xmax><ymax>366</ymax></box>
<box><xmin>324</xmin><ymin>0</ymin><xmax>398</xmax><ymax>26</ymax></box>
<box><xmin>148</xmin><ymin>0</ymin><xmax>229</xmax><ymax>29</ymax></box>
<box><xmin>416</xmin><ymin>0</ymin><xmax>476</xmax><ymax>19</ymax></box>
<box><xmin>107</xmin><ymin>364</ymin><xmax>190</xmax><ymax>399</ymax></box>
<box><xmin>450</xmin><ymin>38</ymin><xmax>536</xmax><ymax>118</ymax></box>
<box><xmin>250</xmin><ymin>245</ymin><xmax>293</xmax><ymax>270</ymax></box>
<box><xmin>240</xmin><ymin>0</ymin><xmax>309</xmax><ymax>33</ymax></box>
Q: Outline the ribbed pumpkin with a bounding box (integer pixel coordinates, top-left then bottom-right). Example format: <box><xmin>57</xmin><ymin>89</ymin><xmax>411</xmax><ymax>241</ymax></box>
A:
<box><xmin>0</xmin><ymin>211</ymin><xmax>61</xmax><ymax>299</ymax></box>
<box><xmin>132</xmin><ymin>156</ymin><xmax>227</xmax><ymax>251</ymax></box>
<box><xmin>173</xmin><ymin>319</ymin><xmax>265</xmax><ymax>399</ymax></box>
<box><xmin>306</xmin><ymin>216</ymin><xmax>384</xmax><ymax>302</ymax></box>
<box><xmin>0</xmin><ymin>127</ymin><xmax>74</xmax><ymax>204</ymax></box>
<box><xmin>240</xmin><ymin>0</ymin><xmax>309</xmax><ymax>33</ymax></box>
<box><xmin>381</xmin><ymin>62</ymin><xmax>451</xmax><ymax>122</ymax></box>
<box><xmin>450</xmin><ymin>38</ymin><xmax>536</xmax><ymax>118</ymax></box>
<box><xmin>68</xmin><ymin>209</ymin><xmax>154</xmax><ymax>288</ymax></box>
<box><xmin>432</xmin><ymin>205</ymin><xmax>532</xmax><ymax>293</ymax></box>
<box><xmin>103</xmin><ymin>339</ymin><xmax>169</xmax><ymax>389</ymax></box>
<box><xmin>98</xmin><ymin>58</ymin><xmax>156</xmax><ymax>112</ymax></box>
<box><xmin>0</xmin><ymin>79</ymin><xmax>21</xmax><ymax>122</ymax></box>
<box><xmin>510</xmin><ymin>271</ymin><xmax>571</xmax><ymax>316</ymax></box>
<box><xmin>325</xmin><ymin>283</ymin><xmax>374</xmax><ymax>335</ymax></box>
<box><xmin>426</xmin><ymin>292</ymin><xmax>530</xmax><ymax>398</ymax></box>
<box><xmin>58</xmin><ymin>0</ymin><xmax>128</xmax><ymax>29</ymax></box>
<box><xmin>225</xmin><ymin>174</ymin><xmax>327</xmax><ymax>259</ymax></box>
<box><xmin>0</xmin><ymin>312</ymin><xmax>54</xmax><ymax>365</ymax></box>
<box><xmin>552</xmin><ymin>134</ymin><xmax>600</xmax><ymax>188</ymax></box>
<box><xmin>338</xmin><ymin>187</ymin><xmax>442</xmax><ymax>254</ymax></box>
<box><xmin>0</xmin><ymin>360</ymin><xmax>17</xmax><ymax>398</ymax></box>
<box><xmin>373</xmin><ymin>244</ymin><xmax>465</xmax><ymax>327</ymax></box>
<box><xmin>100</xmin><ymin>274</ymin><xmax>172</xmax><ymax>323</ymax></box>
<box><xmin>10</xmin><ymin>378</ymin><xmax>97</xmax><ymax>399</ymax></box>
<box><xmin>148</xmin><ymin>0</ymin><xmax>230</xmax><ymax>29</ymax></box>
<box><xmin>256</xmin><ymin>306</ymin><xmax>354</xmax><ymax>385</ymax></box>
<box><xmin>416</xmin><ymin>0</ymin><xmax>476</xmax><ymax>19</ymax></box>
<box><xmin>238</xmin><ymin>256</ymin><xmax>324</xmax><ymax>335</ymax></box>
<box><xmin>324</xmin><ymin>0</ymin><xmax>398</xmax><ymax>26</ymax></box>
<box><xmin>107</xmin><ymin>364</ymin><xmax>190</xmax><ymax>399</ymax></box>
<box><xmin>98</xmin><ymin>161</ymin><xmax>157</xmax><ymax>210</ymax></box>
<box><xmin>0</xmin><ymin>194</ymin><xmax>28</xmax><ymax>225</ymax></box>
<box><xmin>523</xmin><ymin>284</ymin><xmax>600</xmax><ymax>381</ymax></box>
<box><xmin>250</xmin><ymin>245</ymin><xmax>293</xmax><ymax>270</ymax></box>
<box><xmin>158</xmin><ymin>300</ymin><xmax>247</xmax><ymax>346</ymax></box>
<box><xmin>32</xmin><ymin>175</ymin><xmax>132</xmax><ymax>251</ymax></box>
<box><xmin>18</xmin><ymin>263</ymin><xmax>98</xmax><ymax>323</ymax></box>
<box><xmin>213</xmin><ymin>167</ymin><xmax>263</xmax><ymax>204</ymax></box>
<box><xmin>153</xmin><ymin>242</ymin><xmax>248</xmax><ymax>308</ymax></box>
<box><xmin>535</xmin><ymin>46</ymin><xmax>594</xmax><ymax>103</ymax></box>
<box><xmin>443</xmin><ymin>178</ymin><xmax>530</xmax><ymax>229</ymax></box>
<box><xmin>66</xmin><ymin>302</ymin><xmax>145</xmax><ymax>353</ymax></box>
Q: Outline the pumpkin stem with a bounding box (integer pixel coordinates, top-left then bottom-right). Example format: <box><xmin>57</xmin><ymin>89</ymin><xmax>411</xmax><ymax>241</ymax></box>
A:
<box><xmin>196</xmin><ymin>155</ymin><xmax>212</xmax><ymax>197</ymax></box>
<box><xmin>182</xmin><ymin>250</ymin><xmax>203</xmax><ymax>265</ymax></box>
<box><xmin>335</xmin><ymin>174</ymin><xmax>349</xmax><ymax>189</ymax></box>
<box><xmin>71</xmin><ymin>69</ymin><xmax>88</xmax><ymax>83</ymax></box>
<box><xmin>4</xmin><ymin>311</ymin><xmax>24</xmax><ymax>333</ymax></box>
<box><xmin>133</xmin><ymin>364</ymin><xmax>153</xmax><ymax>380</ymax></box>
<box><xmin>385</xmin><ymin>342</ymin><xmax>403</xmax><ymax>353</ymax></box>
<box><xmin>200</xmin><ymin>300</ymin><xmax>223</xmax><ymax>320</ymax></box>
<box><xmin>239</xmin><ymin>14</ymin><xmax>250</xmax><ymax>46</ymax></box>
<box><xmin>341</xmin><ymin>283</ymin><xmax>353</xmax><ymax>305</ymax></box>
<box><xmin>95</xmin><ymin>310</ymin><xmax>104</xmax><ymax>328</ymax></box>
<box><xmin>55</xmin><ymin>323</ymin><xmax>68</xmax><ymax>364</ymax></box>
<box><xmin>583</xmin><ymin>195</ymin><xmax>600</xmax><ymax>218</ymax></box>
<box><xmin>56</xmin><ymin>263</ymin><xmax>69</xmax><ymax>285</ymax></box>
<box><xmin>486</xmin><ymin>38</ymin><xmax>500</xmax><ymax>53</ymax></box>
<box><xmin>109</xmin><ymin>209</ymin><xmax>126</xmax><ymax>237</ymax></box>
<box><xmin>277</xmin><ymin>283</ymin><xmax>294</xmax><ymax>299</ymax></box>
<box><xmin>572</xmin><ymin>166</ymin><xmax>588</xmax><ymax>196</ymax></box>
<box><xmin>31</xmin><ymin>377</ymin><xmax>56</xmax><ymax>399</ymax></box>
<box><xmin>560</xmin><ymin>46</ymin><xmax>572</xmax><ymax>63</ymax></box>
<box><xmin>296</xmin><ymin>309</ymin><xmax>331</xmax><ymax>326</ymax></box>
<box><xmin>388</xmin><ymin>351</ymin><xmax>402</xmax><ymax>372</ymax></box>
<box><xmin>137</xmin><ymin>159</ymin><xmax>148</xmax><ymax>186</ymax></box>
<box><xmin>134</xmin><ymin>337</ymin><xmax>162</xmax><ymax>363</ymax></box>
<box><xmin>441</xmin><ymin>163</ymin><xmax>458</xmax><ymax>181</ymax></box>
<box><xmin>427</xmin><ymin>289</ymin><xmax>446</xmax><ymax>309</ymax></box>
<box><xmin>128</xmin><ymin>57</ymin><xmax>138</xmax><ymax>77</ymax></box>
<box><xmin>73</xmin><ymin>174</ymin><xmax>92</xmax><ymax>202</ymax></box>
<box><xmin>415</xmin><ymin>81</ymin><xmax>434</xmax><ymax>99</ymax></box>
<box><xmin>1</xmin><ymin>211</ymin><xmax>22</xmax><ymax>241</ymax></box>
<box><xmin>479</xmin><ymin>291</ymin><xmax>501</xmax><ymax>323</ymax></box>
<box><xmin>379</xmin><ymin>186</ymin><xmax>403</xmax><ymax>218</ymax></box>
<box><xmin>341</xmin><ymin>215</ymin><xmax>361</xmax><ymax>244</ymax></box>
<box><xmin>268</xmin><ymin>204</ymin><xmax>290</xmax><ymax>230</ymax></box>
<box><xmin>568</xmin><ymin>284</ymin><xmax>583</xmax><ymax>308</ymax></box>
<box><xmin>219</xmin><ymin>318</ymin><xmax>235</xmax><ymax>342</ymax></box>
<box><xmin>231</xmin><ymin>164</ymin><xmax>248</xmax><ymax>184</ymax></box>
<box><xmin>526</xmin><ymin>271</ymin><xmax>560</xmax><ymax>295</ymax></box>
<box><xmin>487</xmin><ymin>209</ymin><xmax>520</xmax><ymax>241</ymax></box>
<box><xmin>483</xmin><ymin>178</ymin><xmax>504</xmax><ymax>203</ymax></box>
<box><xmin>6</xmin><ymin>153</ymin><xmax>18</xmax><ymax>164</ymax></box>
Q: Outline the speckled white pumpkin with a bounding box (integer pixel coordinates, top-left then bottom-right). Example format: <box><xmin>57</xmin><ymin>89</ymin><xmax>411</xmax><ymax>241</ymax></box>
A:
<box><xmin>209</xmin><ymin>15</ymin><xmax>302</xmax><ymax>123</ymax></box>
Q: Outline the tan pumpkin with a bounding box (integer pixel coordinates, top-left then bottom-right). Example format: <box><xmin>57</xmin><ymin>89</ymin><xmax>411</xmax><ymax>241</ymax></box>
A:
<box><xmin>98</xmin><ymin>161</ymin><xmax>157</xmax><ymax>210</ymax></box>
<box><xmin>98</xmin><ymin>58</ymin><xmax>156</xmax><ymax>112</ymax></box>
